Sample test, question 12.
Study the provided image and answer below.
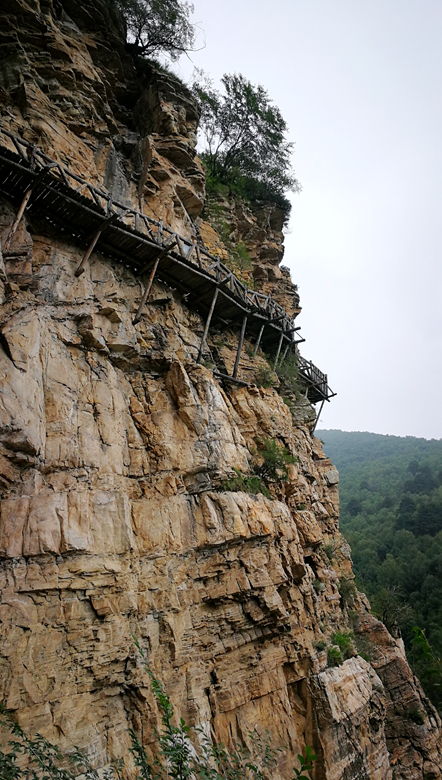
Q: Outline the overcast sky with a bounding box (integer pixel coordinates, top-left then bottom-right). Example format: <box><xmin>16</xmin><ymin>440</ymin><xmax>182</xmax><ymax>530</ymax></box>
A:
<box><xmin>176</xmin><ymin>0</ymin><xmax>442</xmax><ymax>439</ymax></box>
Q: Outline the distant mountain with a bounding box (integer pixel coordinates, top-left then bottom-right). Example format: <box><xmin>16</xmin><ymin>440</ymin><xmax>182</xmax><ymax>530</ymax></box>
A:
<box><xmin>317</xmin><ymin>429</ymin><xmax>442</xmax><ymax>709</ymax></box>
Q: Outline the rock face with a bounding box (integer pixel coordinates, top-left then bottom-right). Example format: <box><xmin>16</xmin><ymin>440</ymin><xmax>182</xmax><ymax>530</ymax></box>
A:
<box><xmin>0</xmin><ymin>2</ymin><xmax>441</xmax><ymax>779</ymax></box>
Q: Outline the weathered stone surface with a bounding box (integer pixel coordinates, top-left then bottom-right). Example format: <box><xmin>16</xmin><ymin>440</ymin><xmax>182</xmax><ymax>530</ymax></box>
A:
<box><xmin>0</xmin><ymin>2</ymin><xmax>441</xmax><ymax>779</ymax></box>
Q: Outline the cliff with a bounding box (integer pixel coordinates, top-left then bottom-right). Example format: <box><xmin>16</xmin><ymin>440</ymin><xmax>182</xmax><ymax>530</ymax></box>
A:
<box><xmin>0</xmin><ymin>2</ymin><xmax>441</xmax><ymax>779</ymax></box>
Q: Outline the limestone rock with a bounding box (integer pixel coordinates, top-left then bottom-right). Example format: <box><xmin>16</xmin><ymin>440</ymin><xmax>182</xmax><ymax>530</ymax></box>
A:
<box><xmin>0</xmin><ymin>2</ymin><xmax>441</xmax><ymax>779</ymax></box>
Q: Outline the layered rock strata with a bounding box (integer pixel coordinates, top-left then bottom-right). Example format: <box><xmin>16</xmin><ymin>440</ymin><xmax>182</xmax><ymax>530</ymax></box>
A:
<box><xmin>0</xmin><ymin>2</ymin><xmax>441</xmax><ymax>779</ymax></box>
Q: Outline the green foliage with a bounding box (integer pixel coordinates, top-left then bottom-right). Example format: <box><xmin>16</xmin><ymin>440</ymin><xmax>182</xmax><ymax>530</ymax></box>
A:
<box><xmin>370</xmin><ymin>586</ymin><xmax>413</xmax><ymax>636</ymax></box>
<box><xmin>204</xmin><ymin>199</ymin><xmax>252</xmax><ymax>279</ymax></box>
<box><xmin>409</xmin><ymin>628</ymin><xmax>442</xmax><ymax>711</ymax></box>
<box><xmin>331</xmin><ymin>631</ymin><xmax>354</xmax><ymax>660</ymax></box>
<box><xmin>405</xmin><ymin>707</ymin><xmax>426</xmax><ymax>725</ymax></box>
<box><xmin>338</xmin><ymin>577</ymin><xmax>357</xmax><ymax>607</ymax></box>
<box><xmin>0</xmin><ymin>703</ymin><xmax>120</xmax><ymax>780</ymax></box>
<box><xmin>312</xmin><ymin>579</ymin><xmax>325</xmax><ymax>594</ymax></box>
<box><xmin>275</xmin><ymin>353</ymin><xmax>301</xmax><ymax>398</ymax></box>
<box><xmin>327</xmin><ymin>645</ymin><xmax>344</xmax><ymax>667</ymax></box>
<box><xmin>253</xmin><ymin>438</ymin><xmax>297</xmax><ymax>483</ymax></box>
<box><xmin>222</xmin><ymin>468</ymin><xmax>271</xmax><ymax>499</ymax></box>
<box><xmin>322</xmin><ymin>542</ymin><xmax>336</xmax><ymax>562</ymax></box>
<box><xmin>293</xmin><ymin>746</ymin><xmax>317</xmax><ymax>780</ymax></box>
<box><xmin>353</xmin><ymin>634</ymin><xmax>374</xmax><ymax>663</ymax></box>
<box><xmin>313</xmin><ymin>640</ymin><xmax>327</xmax><ymax>651</ymax></box>
<box><xmin>282</xmin><ymin>396</ymin><xmax>295</xmax><ymax>414</ymax></box>
<box><xmin>112</xmin><ymin>0</ymin><xmax>197</xmax><ymax>61</ymax></box>
<box><xmin>318</xmin><ymin>429</ymin><xmax>442</xmax><ymax>710</ymax></box>
<box><xmin>193</xmin><ymin>72</ymin><xmax>299</xmax><ymax>221</ymax></box>
<box><xmin>0</xmin><ymin>667</ymin><xmax>316</xmax><ymax>780</ymax></box>
<box><xmin>255</xmin><ymin>366</ymin><xmax>275</xmax><ymax>388</ymax></box>
<box><xmin>220</xmin><ymin>439</ymin><xmax>297</xmax><ymax>499</ymax></box>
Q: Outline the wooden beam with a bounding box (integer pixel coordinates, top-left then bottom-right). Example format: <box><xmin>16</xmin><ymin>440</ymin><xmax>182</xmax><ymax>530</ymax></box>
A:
<box><xmin>197</xmin><ymin>287</ymin><xmax>219</xmax><ymax>362</ymax></box>
<box><xmin>270</xmin><ymin>313</ymin><xmax>287</xmax><ymax>324</ymax></box>
<box><xmin>214</xmin><ymin>371</ymin><xmax>250</xmax><ymax>387</ymax></box>
<box><xmin>133</xmin><ymin>238</ymin><xmax>177</xmax><ymax>324</ymax></box>
<box><xmin>254</xmin><ymin>323</ymin><xmax>265</xmax><ymax>355</ymax></box>
<box><xmin>233</xmin><ymin>315</ymin><xmax>247</xmax><ymax>378</ymax></box>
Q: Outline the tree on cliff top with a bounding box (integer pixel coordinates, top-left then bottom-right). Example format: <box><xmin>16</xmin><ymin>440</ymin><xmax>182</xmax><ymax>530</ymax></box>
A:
<box><xmin>113</xmin><ymin>0</ymin><xmax>199</xmax><ymax>60</ymax></box>
<box><xmin>193</xmin><ymin>72</ymin><xmax>300</xmax><ymax>216</ymax></box>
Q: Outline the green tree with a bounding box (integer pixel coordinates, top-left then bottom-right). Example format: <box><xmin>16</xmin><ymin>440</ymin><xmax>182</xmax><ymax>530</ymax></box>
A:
<box><xmin>193</xmin><ymin>72</ymin><xmax>300</xmax><ymax>211</ymax></box>
<box><xmin>113</xmin><ymin>0</ymin><xmax>198</xmax><ymax>60</ymax></box>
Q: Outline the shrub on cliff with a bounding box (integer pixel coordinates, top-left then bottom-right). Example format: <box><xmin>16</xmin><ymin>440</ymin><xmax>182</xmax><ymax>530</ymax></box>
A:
<box><xmin>112</xmin><ymin>0</ymin><xmax>199</xmax><ymax>60</ymax></box>
<box><xmin>193</xmin><ymin>72</ymin><xmax>300</xmax><ymax>222</ymax></box>
<box><xmin>253</xmin><ymin>438</ymin><xmax>297</xmax><ymax>483</ymax></box>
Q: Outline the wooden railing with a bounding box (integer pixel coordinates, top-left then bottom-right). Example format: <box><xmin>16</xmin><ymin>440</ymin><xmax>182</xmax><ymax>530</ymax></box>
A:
<box><xmin>0</xmin><ymin>128</ymin><xmax>335</xmax><ymax>402</ymax></box>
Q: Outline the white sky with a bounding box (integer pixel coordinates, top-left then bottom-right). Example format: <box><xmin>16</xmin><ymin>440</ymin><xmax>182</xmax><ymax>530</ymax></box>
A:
<box><xmin>175</xmin><ymin>0</ymin><xmax>442</xmax><ymax>439</ymax></box>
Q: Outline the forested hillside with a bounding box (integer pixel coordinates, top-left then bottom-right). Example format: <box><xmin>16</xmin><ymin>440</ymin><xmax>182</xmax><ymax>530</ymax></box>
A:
<box><xmin>318</xmin><ymin>429</ymin><xmax>442</xmax><ymax>707</ymax></box>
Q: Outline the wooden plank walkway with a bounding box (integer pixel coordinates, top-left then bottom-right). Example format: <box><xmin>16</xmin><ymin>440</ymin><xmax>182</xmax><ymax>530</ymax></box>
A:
<box><xmin>0</xmin><ymin>129</ymin><xmax>335</xmax><ymax>403</ymax></box>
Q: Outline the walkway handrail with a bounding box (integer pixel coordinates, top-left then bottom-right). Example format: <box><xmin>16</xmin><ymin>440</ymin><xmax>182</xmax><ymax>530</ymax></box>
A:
<box><xmin>0</xmin><ymin>129</ymin><xmax>297</xmax><ymax>326</ymax></box>
<box><xmin>0</xmin><ymin>128</ymin><xmax>335</xmax><ymax>402</ymax></box>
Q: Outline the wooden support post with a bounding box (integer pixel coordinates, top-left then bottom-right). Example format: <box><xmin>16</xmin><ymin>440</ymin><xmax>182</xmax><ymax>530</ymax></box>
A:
<box><xmin>233</xmin><ymin>315</ymin><xmax>247</xmax><ymax>379</ymax></box>
<box><xmin>74</xmin><ymin>211</ymin><xmax>124</xmax><ymax>277</ymax></box>
<box><xmin>312</xmin><ymin>399</ymin><xmax>325</xmax><ymax>434</ymax></box>
<box><xmin>195</xmin><ymin>245</ymin><xmax>203</xmax><ymax>269</ymax></box>
<box><xmin>197</xmin><ymin>287</ymin><xmax>219</xmax><ymax>362</ymax></box>
<box><xmin>254</xmin><ymin>323</ymin><xmax>265</xmax><ymax>355</ymax></box>
<box><xmin>133</xmin><ymin>239</ymin><xmax>177</xmax><ymax>324</ymax></box>
<box><xmin>133</xmin><ymin>256</ymin><xmax>161</xmax><ymax>325</ymax></box>
<box><xmin>157</xmin><ymin>220</ymin><xmax>163</xmax><ymax>244</ymax></box>
<box><xmin>273</xmin><ymin>331</ymin><xmax>285</xmax><ymax>370</ymax></box>
<box><xmin>278</xmin><ymin>342</ymin><xmax>290</xmax><ymax>368</ymax></box>
<box><xmin>176</xmin><ymin>235</ymin><xmax>187</xmax><ymax>257</ymax></box>
<box><xmin>4</xmin><ymin>163</ymin><xmax>56</xmax><ymax>253</ymax></box>
<box><xmin>74</xmin><ymin>225</ymin><xmax>104</xmax><ymax>277</ymax></box>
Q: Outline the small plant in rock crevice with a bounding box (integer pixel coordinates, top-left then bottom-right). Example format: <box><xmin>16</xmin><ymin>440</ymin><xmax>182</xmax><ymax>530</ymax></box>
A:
<box><xmin>322</xmin><ymin>542</ymin><xmax>336</xmax><ymax>562</ymax></box>
<box><xmin>331</xmin><ymin>631</ymin><xmax>355</xmax><ymax>660</ymax></box>
<box><xmin>252</xmin><ymin>437</ymin><xmax>297</xmax><ymax>483</ymax></box>
<box><xmin>327</xmin><ymin>645</ymin><xmax>343</xmax><ymax>667</ymax></box>
<box><xmin>221</xmin><ymin>468</ymin><xmax>271</xmax><ymax>499</ymax></box>
<box><xmin>338</xmin><ymin>577</ymin><xmax>357</xmax><ymax>608</ymax></box>
<box><xmin>312</xmin><ymin>579</ymin><xmax>325</xmax><ymax>594</ymax></box>
<box><xmin>255</xmin><ymin>365</ymin><xmax>275</xmax><ymax>388</ymax></box>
